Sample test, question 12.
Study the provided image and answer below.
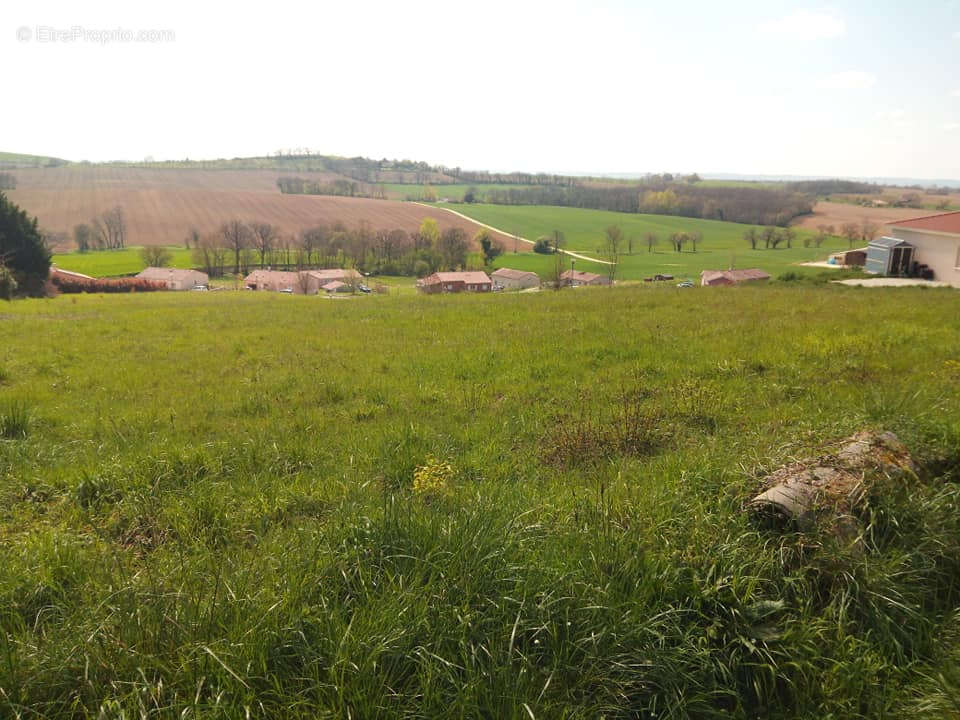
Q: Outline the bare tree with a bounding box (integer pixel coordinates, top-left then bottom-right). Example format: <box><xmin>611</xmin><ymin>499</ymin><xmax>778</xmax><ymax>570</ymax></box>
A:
<box><xmin>192</xmin><ymin>233</ymin><xmax>227</xmax><ymax>277</ymax></box>
<box><xmin>783</xmin><ymin>227</ymin><xmax>795</xmax><ymax>249</ymax></box>
<box><xmin>90</xmin><ymin>217</ymin><xmax>108</xmax><ymax>250</ymax></box>
<box><xmin>101</xmin><ymin>206</ymin><xmax>127</xmax><ymax>249</ymax></box>
<box><xmin>220</xmin><ymin>219</ymin><xmax>251</xmax><ymax>274</ymax></box>
<box><xmin>249</xmin><ymin>222</ymin><xmax>277</xmax><ymax>269</ymax></box>
<box><xmin>840</xmin><ymin>222</ymin><xmax>860</xmax><ymax>249</ymax></box>
<box><xmin>860</xmin><ymin>218</ymin><xmax>879</xmax><ymax>246</ymax></box>
<box><xmin>300</xmin><ymin>227</ymin><xmax>325</xmax><ymax>268</ymax></box>
<box><xmin>645</xmin><ymin>231</ymin><xmax>659</xmax><ymax>253</ymax></box>
<box><xmin>690</xmin><ymin>230</ymin><xmax>702</xmax><ymax>253</ymax></box>
<box><xmin>761</xmin><ymin>226</ymin><xmax>777</xmax><ymax>249</ymax></box>
<box><xmin>547</xmin><ymin>230</ymin><xmax>566</xmax><ymax>290</ymax></box>
<box><xmin>744</xmin><ymin>227</ymin><xmax>758</xmax><ymax>250</ymax></box>
<box><xmin>602</xmin><ymin>225</ymin><xmax>623</xmax><ymax>282</ymax></box>
<box><xmin>438</xmin><ymin>227</ymin><xmax>469</xmax><ymax>270</ymax></box>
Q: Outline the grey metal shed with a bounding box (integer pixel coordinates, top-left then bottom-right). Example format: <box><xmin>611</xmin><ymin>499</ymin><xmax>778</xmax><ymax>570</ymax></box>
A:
<box><xmin>865</xmin><ymin>236</ymin><xmax>914</xmax><ymax>276</ymax></box>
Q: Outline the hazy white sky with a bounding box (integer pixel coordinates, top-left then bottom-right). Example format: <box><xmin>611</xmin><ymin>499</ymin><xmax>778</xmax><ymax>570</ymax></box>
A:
<box><xmin>2</xmin><ymin>0</ymin><xmax>959</xmax><ymax>179</ymax></box>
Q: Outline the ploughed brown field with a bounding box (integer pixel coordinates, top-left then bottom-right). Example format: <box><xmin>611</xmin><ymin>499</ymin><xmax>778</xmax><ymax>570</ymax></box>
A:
<box><xmin>7</xmin><ymin>166</ymin><xmax>518</xmax><ymax>250</ymax></box>
<box><xmin>791</xmin><ymin>200</ymin><xmax>931</xmax><ymax>232</ymax></box>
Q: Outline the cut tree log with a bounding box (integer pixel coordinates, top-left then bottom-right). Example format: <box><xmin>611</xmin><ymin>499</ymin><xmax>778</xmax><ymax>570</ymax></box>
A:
<box><xmin>748</xmin><ymin>430</ymin><xmax>916</xmax><ymax>532</ymax></box>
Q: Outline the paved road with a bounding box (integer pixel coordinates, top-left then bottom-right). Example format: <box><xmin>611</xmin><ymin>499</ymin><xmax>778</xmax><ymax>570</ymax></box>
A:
<box><xmin>414</xmin><ymin>203</ymin><xmax>613</xmax><ymax>266</ymax></box>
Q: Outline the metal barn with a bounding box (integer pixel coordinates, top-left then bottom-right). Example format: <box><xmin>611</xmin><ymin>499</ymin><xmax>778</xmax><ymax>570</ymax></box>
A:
<box><xmin>865</xmin><ymin>237</ymin><xmax>914</xmax><ymax>276</ymax></box>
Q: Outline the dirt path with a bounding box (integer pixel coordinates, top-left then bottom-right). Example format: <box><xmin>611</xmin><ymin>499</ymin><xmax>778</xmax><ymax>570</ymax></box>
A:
<box><xmin>415</xmin><ymin>203</ymin><xmax>613</xmax><ymax>265</ymax></box>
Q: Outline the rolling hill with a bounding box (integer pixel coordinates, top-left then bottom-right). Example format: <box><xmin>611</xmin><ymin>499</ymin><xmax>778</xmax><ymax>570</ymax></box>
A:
<box><xmin>5</xmin><ymin>165</ymin><xmax>516</xmax><ymax>250</ymax></box>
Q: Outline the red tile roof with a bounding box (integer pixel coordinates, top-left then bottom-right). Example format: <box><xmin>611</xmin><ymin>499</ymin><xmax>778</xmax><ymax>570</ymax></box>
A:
<box><xmin>561</xmin><ymin>269</ymin><xmax>603</xmax><ymax>282</ymax></box>
<box><xmin>888</xmin><ymin>211</ymin><xmax>960</xmax><ymax>235</ymax></box>
<box><xmin>307</xmin><ymin>268</ymin><xmax>361</xmax><ymax>281</ymax></box>
<box><xmin>244</xmin><ymin>270</ymin><xmax>300</xmax><ymax>285</ymax></box>
<box><xmin>492</xmin><ymin>268</ymin><xmax>539</xmax><ymax>280</ymax></box>
<box><xmin>423</xmin><ymin>271</ymin><xmax>491</xmax><ymax>284</ymax></box>
<box><xmin>701</xmin><ymin>269</ymin><xmax>770</xmax><ymax>285</ymax></box>
<box><xmin>137</xmin><ymin>267</ymin><xmax>208</xmax><ymax>282</ymax></box>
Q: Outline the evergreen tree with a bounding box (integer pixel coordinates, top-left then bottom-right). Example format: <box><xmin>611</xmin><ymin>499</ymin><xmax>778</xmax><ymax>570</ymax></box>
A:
<box><xmin>0</xmin><ymin>192</ymin><xmax>51</xmax><ymax>279</ymax></box>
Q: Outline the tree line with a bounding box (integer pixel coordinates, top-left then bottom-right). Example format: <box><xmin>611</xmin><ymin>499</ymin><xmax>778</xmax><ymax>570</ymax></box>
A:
<box><xmin>478</xmin><ymin>183</ymin><xmax>813</xmax><ymax>226</ymax></box>
<box><xmin>276</xmin><ymin>177</ymin><xmax>387</xmax><ymax>199</ymax></box>
<box><xmin>784</xmin><ymin>179</ymin><xmax>878</xmax><ymax>195</ymax></box>
<box><xmin>184</xmin><ymin>218</ymin><xmax>502</xmax><ymax>278</ymax></box>
<box><xmin>443</xmin><ymin>169</ymin><xmax>582</xmax><ymax>187</ymax></box>
<box><xmin>740</xmin><ymin>218</ymin><xmax>879</xmax><ymax>251</ymax></box>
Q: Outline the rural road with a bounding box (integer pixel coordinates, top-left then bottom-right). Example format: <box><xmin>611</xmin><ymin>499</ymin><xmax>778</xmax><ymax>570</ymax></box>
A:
<box><xmin>414</xmin><ymin>203</ymin><xmax>613</xmax><ymax>265</ymax></box>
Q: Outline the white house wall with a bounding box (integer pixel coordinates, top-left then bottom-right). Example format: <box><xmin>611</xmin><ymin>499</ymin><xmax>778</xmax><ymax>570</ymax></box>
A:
<box><xmin>890</xmin><ymin>228</ymin><xmax>960</xmax><ymax>287</ymax></box>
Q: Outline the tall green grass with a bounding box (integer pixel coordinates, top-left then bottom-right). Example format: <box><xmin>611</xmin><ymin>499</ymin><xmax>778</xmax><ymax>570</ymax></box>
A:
<box><xmin>0</xmin><ymin>399</ymin><xmax>30</xmax><ymax>438</ymax></box>
<box><xmin>0</xmin><ymin>285</ymin><xmax>958</xmax><ymax>717</ymax></box>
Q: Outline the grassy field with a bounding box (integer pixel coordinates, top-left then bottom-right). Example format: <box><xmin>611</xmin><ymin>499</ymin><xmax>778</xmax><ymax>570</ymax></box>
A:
<box><xmin>52</xmin><ymin>247</ymin><xmax>197</xmax><ymax>277</ymax></box>
<box><xmin>1</xmin><ymin>286</ymin><xmax>959</xmax><ymax>718</ymax></box>
<box><xmin>444</xmin><ymin>204</ymin><xmax>852</xmax><ymax>281</ymax></box>
<box><xmin>0</xmin><ymin>151</ymin><xmax>68</xmax><ymax>167</ymax></box>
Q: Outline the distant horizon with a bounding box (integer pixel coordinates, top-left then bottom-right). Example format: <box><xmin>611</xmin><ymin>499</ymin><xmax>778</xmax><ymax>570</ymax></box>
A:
<box><xmin>4</xmin><ymin>147</ymin><xmax>960</xmax><ymax>188</ymax></box>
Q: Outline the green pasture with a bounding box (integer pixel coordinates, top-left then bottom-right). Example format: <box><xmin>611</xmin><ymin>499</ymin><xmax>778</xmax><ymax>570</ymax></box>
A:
<box><xmin>0</xmin><ymin>285</ymin><xmax>959</xmax><ymax>717</ymax></box>
<box><xmin>448</xmin><ymin>204</ymin><xmax>850</xmax><ymax>280</ymax></box>
<box><xmin>52</xmin><ymin>247</ymin><xmax>196</xmax><ymax>277</ymax></box>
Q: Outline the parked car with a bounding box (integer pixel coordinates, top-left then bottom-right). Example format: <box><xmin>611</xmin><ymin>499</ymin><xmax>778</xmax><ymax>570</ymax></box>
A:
<box><xmin>192</xmin><ymin>284</ymin><xmax>209</xmax><ymax>291</ymax></box>
<box><xmin>358</xmin><ymin>284</ymin><xmax>371</xmax><ymax>293</ymax></box>
<box><xmin>676</xmin><ymin>280</ymin><xmax>694</xmax><ymax>288</ymax></box>
<box><xmin>279</xmin><ymin>288</ymin><xmax>294</xmax><ymax>294</ymax></box>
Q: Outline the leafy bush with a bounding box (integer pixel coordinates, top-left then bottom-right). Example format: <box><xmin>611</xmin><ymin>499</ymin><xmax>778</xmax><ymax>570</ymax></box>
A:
<box><xmin>533</xmin><ymin>237</ymin><xmax>554</xmax><ymax>254</ymax></box>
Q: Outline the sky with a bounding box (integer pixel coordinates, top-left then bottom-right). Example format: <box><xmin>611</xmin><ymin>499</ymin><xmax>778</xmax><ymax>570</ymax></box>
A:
<box><xmin>2</xmin><ymin>0</ymin><xmax>959</xmax><ymax>180</ymax></box>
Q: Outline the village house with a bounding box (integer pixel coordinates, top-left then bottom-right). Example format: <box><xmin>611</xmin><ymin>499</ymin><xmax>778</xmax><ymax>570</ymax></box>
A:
<box><xmin>418</xmin><ymin>271</ymin><xmax>492</xmax><ymax>294</ymax></box>
<box><xmin>244</xmin><ymin>268</ymin><xmax>362</xmax><ymax>295</ymax></box>
<box><xmin>244</xmin><ymin>270</ymin><xmax>303</xmax><ymax>293</ymax></box>
<box><xmin>700</xmin><ymin>269</ymin><xmax>771</xmax><ymax>287</ymax></box>
<box><xmin>561</xmin><ymin>269</ymin><xmax>611</xmax><ymax>286</ymax></box>
<box><xmin>305</xmin><ymin>268</ymin><xmax>362</xmax><ymax>288</ymax></box>
<box><xmin>136</xmin><ymin>267</ymin><xmax>209</xmax><ymax>290</ymax></box>
<box><xmin>867</xmin><ymin>212</ymin><xmax>960</xmax><ymax>287</ymax></box>
<box><xmin>321</xmin><ymin>280</ymin><xmax>350</xmax><ymax>293</ymax></box>
<box><xmin>491</xmin><ymin>267</ymin><xmax>540</xmax><ymax>290</ymax></box>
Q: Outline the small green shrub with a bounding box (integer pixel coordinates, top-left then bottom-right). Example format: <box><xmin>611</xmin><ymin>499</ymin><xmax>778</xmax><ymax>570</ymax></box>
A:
<box><xmin>0</xmin><ymin>399</ymin><xmax>30</xmax><ymax>438</ymax></box>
